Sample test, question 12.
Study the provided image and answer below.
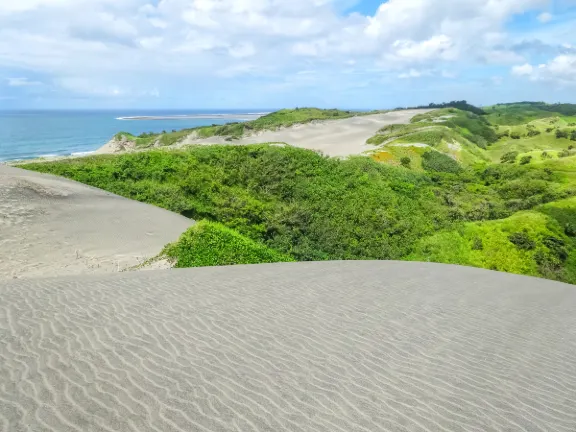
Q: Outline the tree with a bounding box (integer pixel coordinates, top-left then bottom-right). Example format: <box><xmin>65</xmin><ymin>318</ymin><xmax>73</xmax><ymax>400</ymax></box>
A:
<box><xmin>400</xmin><ymin>157</ymin><xmax>411</xmax><ymax>168</ymax></box>
<box><xmin>520</xmin><ymin>155</ymin><xmax>532</xmax><ymax>165</ymax></box>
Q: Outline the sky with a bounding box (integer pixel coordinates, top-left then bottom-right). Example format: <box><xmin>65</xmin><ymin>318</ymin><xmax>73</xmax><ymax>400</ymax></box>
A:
<box><xmin>1</xmin><ymin>0</ymin><xmax>576</xmax><ymax>110</ymax></box>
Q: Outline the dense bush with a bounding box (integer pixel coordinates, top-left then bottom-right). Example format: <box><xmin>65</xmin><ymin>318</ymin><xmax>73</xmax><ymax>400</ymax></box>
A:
<box><xmin>21</xmin><ymin>146</ymin><xmax>448</xmax><ymax>262</ymax></box>
<box><xmin>556</xmin><ymin>129</ymin><xmax>569</xmax><ymax>139</ymax></box>
<box><xmin>500</xmin><ymin>151</ymin><xmax>518</xmax><ymax>163</ymax></box>
<box><xmin>163</xmin><ymin>221</ymin><xmax>294</xmax><ymax>267</ymax></box>
<box><xmin>520</xmin><ymin>156</ymin><xmax>532</xmax><ymax>165</ymax></box>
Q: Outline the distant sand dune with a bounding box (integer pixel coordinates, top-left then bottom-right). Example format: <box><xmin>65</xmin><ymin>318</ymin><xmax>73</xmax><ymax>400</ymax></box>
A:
<box><xmin>0</xmin><ymin>164</ymin><xmax>193</xmax><ymax>280</ymax></box>
<box><xmin>180</xmin><ymin>109</ymin><xmax>431</xmax><ymax>157</ymax></box>
<box><xmin>1</xmin><ymin>261</ymin><xmax>575</xmax><ymax>431</ymax></box>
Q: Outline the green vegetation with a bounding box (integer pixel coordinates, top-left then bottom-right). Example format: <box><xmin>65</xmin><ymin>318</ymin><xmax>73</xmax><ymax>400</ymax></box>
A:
<box><xmin>19</xmin><ymin>140</ymin><xmax>576</xmax><ymax>284</ymax></box>
<box><xmin>163</xmin><ymin>221</ymin><xmax>294</xmax><ymax>267</ymax></box>
<box><xmin>409</xmin><ymin>210</ymin><xmax>576</xmax><ymax>283</ymax></box>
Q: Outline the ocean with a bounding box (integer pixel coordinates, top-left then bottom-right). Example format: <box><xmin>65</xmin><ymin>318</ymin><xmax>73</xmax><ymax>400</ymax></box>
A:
<box><xmin>0</xmin><ymin>110</ymin><xmax>267</xmax><ymax>162</ymax></box>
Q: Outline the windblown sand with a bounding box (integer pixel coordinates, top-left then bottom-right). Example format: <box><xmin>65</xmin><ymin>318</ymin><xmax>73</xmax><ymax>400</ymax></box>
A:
<box><xmin>1</xmin><ymin>261</ymin><xmax>575</xmax><ymax>431</ymax></box>
<box><xmin>0</xmin><ymin>165</ymin><xmax>192</xmax><ymax>280</ymax></box>
<box><xmin>180</xmin><ymin>110</ymin><xmax>430</xmax><ymax>157</ymax></box>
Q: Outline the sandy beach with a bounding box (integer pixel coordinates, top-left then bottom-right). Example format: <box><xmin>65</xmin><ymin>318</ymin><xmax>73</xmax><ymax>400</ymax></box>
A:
<box><xmin>0</xmin><ymin>164</ymin><xmax>192</xmax><ymax>280</ymax></box>
<box><xmin>1</xmin><ymin>260</ymin><xmax>575</xmax><ymax>431</ymax></box>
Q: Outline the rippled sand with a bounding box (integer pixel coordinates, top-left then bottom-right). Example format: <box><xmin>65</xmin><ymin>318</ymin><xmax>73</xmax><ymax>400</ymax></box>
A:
<box><xmin>1</xmin><ymin>261</ymin><xmax>575</xmax><ymax>431</ymax></box>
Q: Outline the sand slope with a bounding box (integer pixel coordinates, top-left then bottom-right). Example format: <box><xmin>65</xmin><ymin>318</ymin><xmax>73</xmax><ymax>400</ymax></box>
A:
<box><xmin>0</xmin><ymin>165</ymin><xmax>193</xmax><ymax>280</ymax></box>
<box><xmin>1</xmin><ymin>261</ymin><xmax>575</xmax><ymax>431</ymax></box>
<box><xmin>182</xmin><ymin>110</ymin><xmax>430</xmax><ymax>157</ymax></box>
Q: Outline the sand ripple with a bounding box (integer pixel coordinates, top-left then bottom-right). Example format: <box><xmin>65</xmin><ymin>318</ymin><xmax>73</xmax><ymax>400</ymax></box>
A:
<box><xmin>1</xmin><ymin>261</ymin><xmax>575</xmax><ymax>431</ymax></box>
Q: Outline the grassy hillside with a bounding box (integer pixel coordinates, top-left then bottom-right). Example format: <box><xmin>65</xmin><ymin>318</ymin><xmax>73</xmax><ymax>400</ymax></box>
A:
<box><xmin>115</xmin><ymin>108</ymin><xmax>374</xmax><ymax>148</ymax></box>
<box><xmin>367</xmin><ymin>108</ymin><xmax>492</xmax><ymax>169</ymax></box>
<box><xmin>19</xmin><ymin>144</ymin><xmax>576</xmax><ymax>284</ymax></box>
<box><xmin>485</xmin><ymin>102</ymin><xmax>576</xmax><ymax>125</ymax></box>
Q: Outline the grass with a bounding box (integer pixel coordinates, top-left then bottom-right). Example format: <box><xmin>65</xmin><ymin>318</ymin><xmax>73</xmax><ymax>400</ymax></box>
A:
<box><xmin>18</xmin><ymin>142</ymin><xmax>576</xmax><ymax>284</ymax></box>
<box><xmin>163</xmin><ymin>221</ymin><xmax>294</xmax><ymax>267</ymax></box>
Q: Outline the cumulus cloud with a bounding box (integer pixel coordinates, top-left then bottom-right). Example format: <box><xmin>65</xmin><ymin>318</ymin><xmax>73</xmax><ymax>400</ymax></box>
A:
<box><xmin>0</xmin><ymin>0</ymin><xmax>562</xmax><ymax>102</ymax></box>
<box><xmin>512</xmin><ymin>55</ymin><xmax>576</xmax><ymax>85</ymax></box>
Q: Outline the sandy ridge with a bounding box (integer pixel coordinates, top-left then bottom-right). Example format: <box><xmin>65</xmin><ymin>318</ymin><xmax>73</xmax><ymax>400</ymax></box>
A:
<box><xmin>93</xmin><ymin>109</ymin><xmax>432</xmax><ymax>158</ymax></box>
<box><xmin>0</xmin><ymin>261</ymin><xmax>575</xmax><ymax>431</ymax></box>
<box><xmin>0</xmin><ymin>164</ymin><xmax>193</xmax><ymax>280</ymax></box>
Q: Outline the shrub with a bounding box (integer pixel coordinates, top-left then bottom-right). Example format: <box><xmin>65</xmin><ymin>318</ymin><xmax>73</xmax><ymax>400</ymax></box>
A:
<box><xmin>556</xmin><ymin>129</ymin><xmax>569</xmax><ymax>139</ymax></box>
<box><xmin>508</xmin><ymin>232</ymin><xmax>536</xmax><ymax>250</ymax></box>
<box><xmin>500</xmin><ymin>151</ymin><xmax>519</xmax><ymax>164</ymax></box>
<box><xmin>570</xmin><ymin>131</ymin><xmax>576</xmax><ymax>141</ymax></box>
<box><xmin>400</xmin><ymin>157</ymin><xmax>411</xmax><ymax>168</ymax></box>
<box><xmin>541</xmin><ymin>151</ymin><xmax>549</xmax><ymax>159</ymax></box>
<box><xmin>527</xmin><ymin>129</ymin><xmax>541</xmax><ymax>137</ymax></box>
<box><xmin>497</xmin><ymin>131</ymin><xmax>510</xmax><ymax>139</ymax></box>
<box><xmin>163</xmin><ymin>221</ymin><xmax>294</xmax><ymax>268</ymax></box>
<box><xmin>421</xmin><ymin>151</ymin><xmax>461</xmax><ymax>173</ymax></box>
<box><xmin>546</xmin><ymin>128</ymin><xmax>554</xmax><ymax>133</ymax></box>
<box><xmin>559</xmin><ymin>149</ymin><xmax>571</xmax><ymax>158</ymax></box>
<box><xmin>472</xmin><ymin>237</ymin><xmax>483</xmax><ymax>250</ymax></box>
<box><xmin>520</xmin><ymin>156</ymin><xmax>532</xmax><ymax>165</ymax></box>
<box><xmin>510</xmin><ymin>132</ymin><xmax>521</xmax><ymax>139</ymax></box>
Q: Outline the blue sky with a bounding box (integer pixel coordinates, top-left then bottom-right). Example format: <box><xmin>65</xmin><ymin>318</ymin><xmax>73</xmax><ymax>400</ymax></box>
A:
<box><xmin>0</xmin><ymin>0</ymin><xmax>575</xmax><ymax>110</ymax></box>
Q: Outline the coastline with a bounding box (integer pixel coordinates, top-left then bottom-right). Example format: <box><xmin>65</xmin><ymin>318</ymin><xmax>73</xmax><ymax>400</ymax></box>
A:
<box><xmin>0</xmin><ymin>110</ymin><xmax>269</xmax><ymax>163</ymax></box>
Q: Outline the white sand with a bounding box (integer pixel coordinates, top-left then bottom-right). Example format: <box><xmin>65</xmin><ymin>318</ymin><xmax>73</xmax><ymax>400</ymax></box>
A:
<box><xmin>1</xmin><ymin>261</ymin><xmax>575</xmax><ymax>431</ymax></box>
<box><xmin>0</xmin><ymin>164</ymin><xmax>193</xmax><ymax>280</ymax></box>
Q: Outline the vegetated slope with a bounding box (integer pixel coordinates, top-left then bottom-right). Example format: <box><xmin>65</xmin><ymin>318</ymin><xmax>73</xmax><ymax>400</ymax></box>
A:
<box><xmin>19</xmin><ymin>144</ymin><xmax>576</xmax><ymax>284</ymax></box>
<box><xmin>367</xmin><ymin>108</ymin><xmax>492</xmax><ymax>169</ymax></box>
<box><xmin>113</xmin><ymin>108</ymin><xmax>378</xmax><ymax>149</ymax></box>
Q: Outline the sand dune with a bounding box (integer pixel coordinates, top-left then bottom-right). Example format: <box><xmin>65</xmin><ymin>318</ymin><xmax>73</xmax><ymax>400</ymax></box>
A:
<box><xmin>0</xmin><ymin>165</ymin><xmax>193</xmax><ymax>280</ymax></box>
<box><xmin>182</xmin><ymin>110</ymin><xmax>430</xmax><ymax>157</ymax></box>
<box><xmin>1</xmin><ymin>261</ymin><xmax>575</xmax><ymax>432</ymax></box>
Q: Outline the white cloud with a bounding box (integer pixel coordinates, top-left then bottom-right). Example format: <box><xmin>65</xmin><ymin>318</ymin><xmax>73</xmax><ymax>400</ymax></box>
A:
<box><xmin>511</xmin><ymin>63</ymin><xmax>535</xmax><ymax>76</ymax></box>
<box><xmin>0</xmin><ymin>0</ymin><xmax>560</xmax><ymax>102</ymax></box>
<box><xmin>7</xmin><ymin>77</ymin><xmax>43</xmax><ymax>86</ymax></box>
<box><xmin>512</xmin><ymin>55</ymin><xmax>576</xmax><ymax>85</ymax></box>
<box><xmin>538</xmin><ymin>12</ymin><xmax>553</xmax><ymax>23</ymax></box>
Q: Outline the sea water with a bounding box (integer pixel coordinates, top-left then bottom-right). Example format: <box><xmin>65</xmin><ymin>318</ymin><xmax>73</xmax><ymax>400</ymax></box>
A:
<box><xmin>0</xmin><ymin>109</ymin><xmax>268</xmax><ymax>162</ymax></box>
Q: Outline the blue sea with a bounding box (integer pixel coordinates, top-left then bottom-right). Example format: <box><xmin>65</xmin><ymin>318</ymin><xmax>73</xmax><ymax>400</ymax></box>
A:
<box><xmin>0</xmin><ymin>110</ymin><xmax>268</xmax><ymax>162</ymax></box>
